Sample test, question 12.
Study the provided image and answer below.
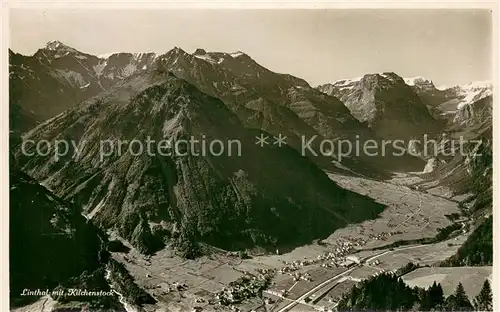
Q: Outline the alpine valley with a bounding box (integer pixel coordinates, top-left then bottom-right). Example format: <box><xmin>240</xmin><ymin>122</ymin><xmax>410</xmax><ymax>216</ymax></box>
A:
<box><xmin>10</xmin><ymin>41</ymin><xmax>492</xmax><ymax>312</ymax></box>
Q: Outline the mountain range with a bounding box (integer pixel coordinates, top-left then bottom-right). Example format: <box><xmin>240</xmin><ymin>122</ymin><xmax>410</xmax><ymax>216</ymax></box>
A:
<box><xmin>15</xmin><ymin>68</ymin><xmax>386</xmax><ymax>255</ymax></box>
<box><xmin>11</xmin><ymin>41</ymin><xmax>491</xmax><ymax>137</ymax></box>
<box><xmin>11</xmin><ymin>39</ymin><xmax>492</xmax><ymax>241</ymax></box>
<box><xmin>9</xmin><ymin>41</ymin><xmax>493</xmax><ymax>310</ymax></box>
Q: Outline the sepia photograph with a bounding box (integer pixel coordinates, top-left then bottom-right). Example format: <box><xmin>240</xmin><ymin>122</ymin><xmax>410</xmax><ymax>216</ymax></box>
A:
<box><xmin>6</xmin><ymin>5</ymin><xmax>495</xmax><ymax>312</ymax></box>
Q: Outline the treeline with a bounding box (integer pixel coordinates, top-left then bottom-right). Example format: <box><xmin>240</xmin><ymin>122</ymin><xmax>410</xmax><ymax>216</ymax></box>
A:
<box><xmin>440</xmin><ymin>131</ymin><xmax>493</xmax><ymax>266</ymax></box>
<box><xmin>438</xmin><ymin>127</ymin><xmax>492</xmax><ymax>268</ymax></box>
<box><xmin>367</xmin><ymin>222</ymin><xmax>462</xmax><ymax>252</ymax></box>
<box><xmin>337</xmin><ymin>271</ymin><xmax>492</xmax><ymax>311</ymax></box>
<box><xmin>468</xmin><ymin>133</ymin><xmax>492</xmax><ymax>215</ymax></box>
<box><xmin>440</xmin><ymin>216</ymin><xmax>492</xmax><ymax>267</ymax></box>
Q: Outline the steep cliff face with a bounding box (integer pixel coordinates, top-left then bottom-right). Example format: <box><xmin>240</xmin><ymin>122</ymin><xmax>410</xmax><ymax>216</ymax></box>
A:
<box><xmin>160</xmin><ymin>49</ymin><xmax>426</xmax><ymax>173</ymax></box>
<box><xmin>451</xmin><ymin>95</ymin><xmax>492</xmax><ymax>127</ymax></box>
<box><xmin>11</xmin><ymin>43</ymin><xmax>396</xmax><ymax>176</ymax></box>
<box><xmin>161</xmin><ymin>47</ymin><xmax>363</xmax><ymax>144</ymax></box>
<box><xmin>9</xmin><ymin>43</ymin><xmax>157</xmax><ymax>133</ymax></box>
<box><xmin>406</xmin><ymin>78</ymin><xmax>492</xmax><ymax>125</ymax></box>
<box><xmin>16</xmin><ymin>69</ymin><xmax>385</xmax><ymax>254</ymax></box>
<box><xmin>410</xmin><ymin>80</ymin><xmax>492</xmax><ymax>211</ymax></box>
<box><xmin>318</xmin><ymin>73</ymin><xmax>441</xmax><ymax>141</ymax></box>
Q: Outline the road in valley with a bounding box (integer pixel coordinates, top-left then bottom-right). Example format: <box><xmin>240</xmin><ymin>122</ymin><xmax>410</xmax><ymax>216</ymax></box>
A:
<box><xmin>363</xmin><ymin>244</ymin><xmax>428</xmax><ymax>263</ymax></box>
<box><xmin>276</xmin><ymin>267</ymin><xmax>356</xmax><ymax>312</ymax></box>
<box><xmin>274</xmin><ymin>243</ymin><xmax>432</xmax><ymax>312</ymax></box>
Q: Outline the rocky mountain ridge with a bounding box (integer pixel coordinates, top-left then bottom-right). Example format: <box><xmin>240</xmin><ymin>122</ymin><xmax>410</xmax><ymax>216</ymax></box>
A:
<box><xmin>15</xmin><ymin>69</ymin><xmax>385</xmax><ymax>255</ymax></box>
<box><xmin>317</xmin><ymin>72</ymin><xmax>441</xmax><ymax>141</ymax></box>
<box><xmin>12</xmin><ymin>42</ymin><xmax>424</xmax><ymax>175</ymax></box>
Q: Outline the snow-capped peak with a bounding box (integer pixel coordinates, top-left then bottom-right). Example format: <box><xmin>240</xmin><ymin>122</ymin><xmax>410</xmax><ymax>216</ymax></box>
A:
<box><xmin>404</xmin><ymin>76</ymin><xmax>433</xmax><ymax>86</ymax></box>
<box><xmin>402</xmin><ymin>76</ymin><xmax>437</xmax><ymax>91</ymax></box>
<box><xmin>229</xmin><ymin>51</ymin><xmax>245</xmax><ymax>58</ymax></box>
<box><xmin>45</xmin><ymin>40</ymin><xmax>64</xmax><ymax>50</ymax></box>
<box><xmin>455</xmin><ymin>80</ymin><xmax>492</xmax><ymax>110</ymax></box>
<box><xmin>97</xmin><ymin>52</ymin><xmax>121</xmax><ymax>59</ymax></box>
<box><xmin>193</xmin><ymin>48</ymin><xmax>207</xmax><ymax>55</ymax></box>
<box><xmin>44</xmin><ymin>41</ymin><xmax>79</xmax><ymax>53</ymax></box>
<box><xmin>435</xmin><ymin>85</ymin><xmax>449</xmax><ymax>91</ymax></box>
<box><xmin>191</xmin><ymin>49</ymin><xmax>248</xmax><ymax>65</ymax></box>
<box><xmin>96</xmin><ymin>52</ymin><xmax>158</xmax><ymax>60</ymax></box>
<box><xmin>193</xmin><ymin>53</ymin><xmax>221</xmax><ymax>64</ymax></box>
<box><xmin>463</xmin><ymin>80</ymin><xmax>492</xmax><ymax>90</ymax></box>
<box><xmin>333</xmin><ymin>76</ymin><xmax>363</xmax><ymax>86</ymax></box>
<box><xmin>332</xmin><ymin>72</ymin><xmax>403</xmax><ymax>87</ymax></box>
<box><xmin>437</xmin><ymin>80</ymin><xmax>491</xmax><ymax>92</ymax></box>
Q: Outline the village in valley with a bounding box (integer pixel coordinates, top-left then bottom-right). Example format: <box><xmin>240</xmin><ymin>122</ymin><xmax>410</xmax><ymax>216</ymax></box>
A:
<box><xmin>103</xmin><ymin>173</ymin><xmax>491</xmax><ymax>312</ymax></box>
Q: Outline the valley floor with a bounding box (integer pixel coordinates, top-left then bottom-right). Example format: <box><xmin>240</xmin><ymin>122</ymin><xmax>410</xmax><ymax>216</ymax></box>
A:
<box><xmin>95</xmin><ymin>171</ymin><xmax>483</xmax><ymax>312</ymax></box>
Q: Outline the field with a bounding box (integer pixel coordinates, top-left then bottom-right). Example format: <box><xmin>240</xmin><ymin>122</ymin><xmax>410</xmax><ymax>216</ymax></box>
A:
<box><xmin>229</xmin><ymin>172</ymin><xmax>466</xmax><ymax>278</ymax></box>
<box><xmin>263</xmin><ymin>294</ymin><xmax>293</xmax><ymax>312</ymax></box>
<box><xmin>286</xmin><ymin>269</ymin><xmax>338</xmax><ymax>300</ymax></box>
<box><xmin>109</xmin><ymin>242</ymin><xmax>247</xmax><ymax>312</ymax></box>
<box><xmin>354</xmin><ymin>237</ymin><xmax>468</xmax><ymax>272</ymax></box>
<box><xmin>289</xmin><ymin>303</ymin><xmax>318</xmax><ymax>311</ymax></box>
<box><xmin>348</xmin><ymin>266</ymin><xmax>382</xmax><ymax>280</ymax></box>
<box><xmin>314</xmin><ymin>278</ymin><xmax>358</xmax><ymax>308</ymax></box>
<box><xmin>268</xmin><ymin>275</ymin><xmax>297</xmax><ymax>295</ymax></box>
<box><xmin>325</xmin><ymin>172</ymin><xmax>462</xmax><ymax>250</ymax></box>
<box><xmin>402</xmin><ymin>266</ymin><xmax>492</xmax><ymax>299</ymax></box>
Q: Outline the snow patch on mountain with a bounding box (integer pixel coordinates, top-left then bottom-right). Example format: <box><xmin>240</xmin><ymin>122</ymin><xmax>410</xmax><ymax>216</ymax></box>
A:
<box><xmin>122</xmin><ymin>63</ymin><xmax>138</xmax><ymax>77</ymax></box>
<box><xmin>50</xmin><ymin>69</ymin><xmax>86</xmax><ymax>88</ymax></box>
<box><xmin>436</xmin><ymin>85</ymin><xmax>449</xmax><ymax>91</ymax></box>
<box><xmin>193</xmin><ymin>54</ymin><xmax>220</xmax><ymax>64</ymax></box>
<box><xmin>463</xmin><ymin>80</ymin><xmax>492</xmax><ymax>90</ymax></box>
<box><xmin>334</xmin><ymin>76</ymin><xmax>363</xmax><ymax>86</ymax></box>
<box><xmin>53</xmin><ymin>52</ymin><xmax>70</xmax><ymax>59</ymax></box>
<box><xmin>45</xmin><ymin>41</ymin><xmax>77</xmax><ymax>52</ymax></box>
<box><xmin>455</xmin><ymin>81</ymin><xmax>492</xmax><ymax>110</ymax></box>
<box><xmin>457</xmin><ymin>88</ymin><xmax>492</xmax><ymax>110</ymax></box>
<box><xmin>133</xmin><ymin>52</ymin><xmax>157</xmax><ymax>60</ymax></box>
<box><xmin>97</xmin><ymin>52</ymin><xmax>121</xmax><ymax>59</ymax></box>
<box><xmin>45</xmin><ymin>41</ymin><xmax>64</xmax><ymax>50</ymax></box>
<box><xmin>79</xmin><ymin>82</ymin><xmax>90</xmax><ymax>89</ymax></box>
<box><xmin>93</xmin><ymin>61</ymin><xmax>107</xmax><ymax>77</ymax></box>
<box><xmin>44</xmin><ymin>41</ymin><xmax>81</xmax><ymax>58</ymax></box>
<box><xmin>229</xmin><ymin>51</ymin><xmax>245</xmax><ymax>58</ymax></box>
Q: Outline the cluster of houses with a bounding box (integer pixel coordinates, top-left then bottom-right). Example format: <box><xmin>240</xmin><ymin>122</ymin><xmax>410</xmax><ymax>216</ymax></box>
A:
<box><xmin>277</xmin><ymin>239</ymin><xmax>364</xmax><ymax>274</ymax></box>
<box><xmin>278</xmin><ymin>259</ymin><xmax>313</xmax><ymax>274</ymax></box>
<box><xmin>214</xmin><ymin>271</ymin><xmax>273</xmax><ymax>306</ymax></box>
<box><xmin>254</xmin><ymin>268</ymin><xmax>275</xmax><ymax>280</ymax></box>
<box><xmin>338</xmin><ymin>255</ymin><xmax>361</xmax><ymax>268</ymax></box>
<box><xmin>368</xmin><ymin>230</ymin><xmax>404</xmax><ymax>241</ymax></box>
<box><xmin>152</xmin><ymin>280</ymin><xmax>189</xmax><ymax>296</ymax></box>
<box><xmin>367</xmin><ymin>259</ymin><xmax>381</xmax><ymax>266</ymax></box>
<box><xmin>290</xmin><ymin>272</ymin><xmax>313</xmax><ymax>282</ymax></box>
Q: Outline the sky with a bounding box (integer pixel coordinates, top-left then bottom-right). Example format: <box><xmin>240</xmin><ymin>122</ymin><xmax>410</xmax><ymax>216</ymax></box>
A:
<box><xmin>10</xmin><ymin>9</ymin><xmax>492</xmax><ymax>87</ymax></box>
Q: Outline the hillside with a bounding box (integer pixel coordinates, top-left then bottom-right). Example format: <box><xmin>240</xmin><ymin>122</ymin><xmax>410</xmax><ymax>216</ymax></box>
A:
<box><xmin>9</xmin><ymin>167</ymin><xmax>120</xmax><ymax>309</ymax></box>
<box><xmin>317</xmin><ymin>73</ymin><xmax>441</xmax><ymax>141</ymax></box>
<box><xmin>15</xmin><ymin>69</ymin><xmax>386</xmax><ymax>255</ymax></box>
